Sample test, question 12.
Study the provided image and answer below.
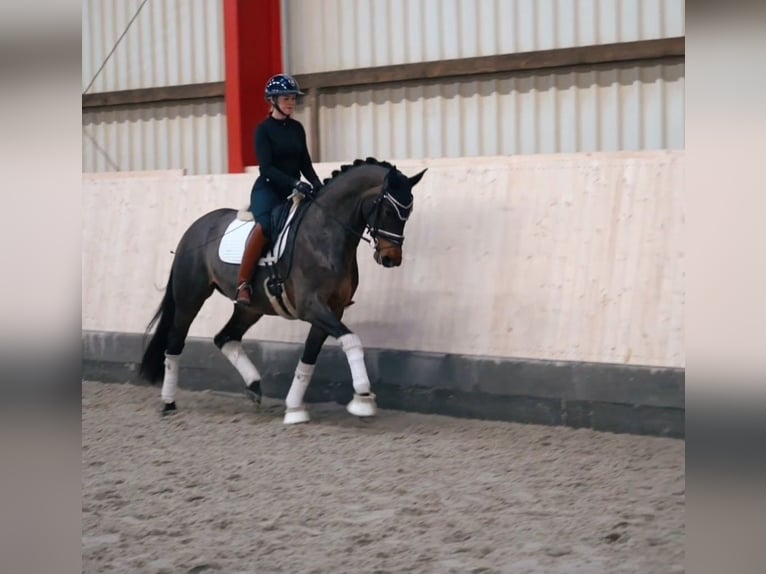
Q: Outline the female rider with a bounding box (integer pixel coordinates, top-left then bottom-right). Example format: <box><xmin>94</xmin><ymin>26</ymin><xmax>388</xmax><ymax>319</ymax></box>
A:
<box><xmin>236</xmin><ymin>74</ymin><xmax>324</xmax><ymax>304</ymax></box>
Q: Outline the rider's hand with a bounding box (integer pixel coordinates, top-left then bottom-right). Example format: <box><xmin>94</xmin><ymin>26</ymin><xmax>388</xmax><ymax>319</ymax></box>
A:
<box><xmin>293</xmin><ymin>181</ymin><xmax>313</xmax><ymax>197</ymax></box>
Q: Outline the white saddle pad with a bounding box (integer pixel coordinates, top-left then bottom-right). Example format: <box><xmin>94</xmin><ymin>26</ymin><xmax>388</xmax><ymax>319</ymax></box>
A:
<box><xmin>218</xmin><ymin>201</ymin><xmax>300</xmax><ymax>266</ymax></box>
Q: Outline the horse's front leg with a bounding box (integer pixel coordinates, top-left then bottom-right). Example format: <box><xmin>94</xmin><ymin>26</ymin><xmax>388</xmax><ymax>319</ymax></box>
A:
<box><xmin>338</xmin><ymin>331</ymin><xmax>377</xmax><ymax>417</ymax></box>
<box><xmin>283</xmin><ymin>325</ymin><xmax>328</xmax><ymax>424</ymax></box>
<box><xmin>304</xmin><ymin>301</ymin><xmax>377</xmax><ymax>419</ymax></box>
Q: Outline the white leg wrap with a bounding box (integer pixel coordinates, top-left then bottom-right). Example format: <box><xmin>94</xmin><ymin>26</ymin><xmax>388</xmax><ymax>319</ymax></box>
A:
<box><xmin>220</xmin><ymin>341</ymin><xmax>261</xmax><ymax>384</ymax></box>
<box><xmin>161</xmin><ymin>354</ymin><xmax>180</xmax><ymax>404</ymax></box>
<box><xmin>339</xmin><ymin>333</ymin><xmax>371</xmax><ymax>395</ymax></box>
<box><xmin>285</xmin><ymin>361</ymin><xmax>315</xmax><ymax>409</ymax></box>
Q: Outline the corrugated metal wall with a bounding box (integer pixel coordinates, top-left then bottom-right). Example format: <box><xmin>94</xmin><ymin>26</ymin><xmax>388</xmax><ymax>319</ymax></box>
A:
<box><xmin>82</xmin><ymin>101</ymin><xmax>227</xmax><ymax>174</ymax></box>
<box><xmin>80</xmin><ymin>1</ymin><xmax>685</xmax><ymax>173</ymax></box>
<box><xmin>295</xmin><ymin>60</ymin><xmax>683</xmax><ymax>162</ymax></box>
<box><xmin>82</xmin><ymin>0</ymin><xmax>225</xmax><ymax>174</ymax></box>
<box><xmin>285</xmin><ymin>0</ymin><xmax>685</xmax><ymax>161</ymax></box>
<box><xmin>82</xmin><ymin>0</ymin><xmax>225</xmax><ymax>92</ymax></box>
<box><xmin>285</xmin><ymin>0</ymin><xmax>684</xmax><ymax>73</ymax></box>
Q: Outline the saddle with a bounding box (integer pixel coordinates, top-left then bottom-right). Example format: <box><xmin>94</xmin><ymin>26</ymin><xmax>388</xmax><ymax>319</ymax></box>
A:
<box><xmin>219</xmin><ymin>193</ymin><xmax>311</xmax><ymax>319</ymax></box>
<box><xmin>219</xmin><ymin>194</ymin><xmax>306</xmax><ymax>266</ymax></box>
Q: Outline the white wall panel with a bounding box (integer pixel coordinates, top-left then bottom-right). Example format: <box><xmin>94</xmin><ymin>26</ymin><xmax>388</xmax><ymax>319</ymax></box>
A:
<box><xmin>82</xmin><ymin>152</ymin><xmax>684</xmax><ymax>368</ymax></box>
<box><xmin>285</xmin><ymin>0</ymin><xmax>685</xmax><ymax>73</ymax></box>
<box><xmin>82</xmin><ymin>0</ymin><xmax>225</xmax><ymax>92</ymax></box>
<box><xmin>299</xmin><ymin>61</ymin><xmax>684</xmax><ymax>162</ymax></box>
<box><xmin>82</xmin><ymin>100</ymin><xmax>227</xmax><ymax>175</ymax></box>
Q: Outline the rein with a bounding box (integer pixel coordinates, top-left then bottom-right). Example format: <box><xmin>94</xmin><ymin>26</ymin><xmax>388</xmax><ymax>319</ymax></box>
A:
<box><xmin>311</xmin><ymin>183</ymin><xmax>412</xmax><ymax>249</ymax></box>
<box><xmin>310</xmin><ymin>196</ymin><xmax>372</xmax><ymax>245</ymax></box>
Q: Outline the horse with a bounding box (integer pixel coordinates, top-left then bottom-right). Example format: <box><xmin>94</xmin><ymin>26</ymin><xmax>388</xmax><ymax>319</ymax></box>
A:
<box><xmin>139</xmin><ymin>157</ymin><xmax>427</xmax><ymax>424</ymax></box>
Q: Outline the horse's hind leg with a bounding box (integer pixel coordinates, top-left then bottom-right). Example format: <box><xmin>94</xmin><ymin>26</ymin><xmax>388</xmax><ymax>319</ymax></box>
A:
<box><xmin>214</xmin><ymin>306</ymin><xmax>264</xmax><ymax>404</ymax></box>
<box><xmin>161</xmin><ymin>286</ymin><xmax>214</xmax><ymax>415</ymax></box>
<box><xmin>282</xmin><ymin>325</ymin><xmax>329</xmax><ymax>425</ymax></box>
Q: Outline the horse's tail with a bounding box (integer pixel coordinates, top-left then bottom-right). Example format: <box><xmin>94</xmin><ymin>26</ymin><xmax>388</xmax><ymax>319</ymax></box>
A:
<box><xmin>139</xmin><ymin>268</ymin><xmax>175</xmax><ymax>384</ymax></box>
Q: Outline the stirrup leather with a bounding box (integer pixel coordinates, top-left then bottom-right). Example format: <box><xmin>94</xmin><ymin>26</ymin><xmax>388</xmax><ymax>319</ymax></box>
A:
<box><xmin>236</xmin><ymin>282</ymin><xmax>253</xmax><ymax>302</ymax></box>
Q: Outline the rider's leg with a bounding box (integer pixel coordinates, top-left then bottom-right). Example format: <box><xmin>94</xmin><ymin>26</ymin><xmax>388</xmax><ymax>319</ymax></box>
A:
<box><xmin>235</xmin><ymin>223</ymin><xmax>268</xmax><ymax>304</ymax></box>
<box><xmin>235</xmin><ymin>184</ymin><xmax>278</xmax><ymax>304</ymax></box>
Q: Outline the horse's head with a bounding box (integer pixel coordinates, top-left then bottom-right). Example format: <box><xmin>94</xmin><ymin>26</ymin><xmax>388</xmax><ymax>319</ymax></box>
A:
<box><xmin>368</xmin><ymin>167</ymin><xmax>427</xmax><ymax>267</ymax></box>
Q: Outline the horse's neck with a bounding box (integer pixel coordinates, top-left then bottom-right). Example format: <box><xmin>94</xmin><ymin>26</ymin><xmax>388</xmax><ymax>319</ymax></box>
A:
<box><xmin>327</xmin><ymin>186</ymin><xmax>376</xmax><ymax>220</ymax></box>
<box><xmin>322</xmin><ymin>169</ymin><xmax>384</xmax><ymax>227</ymax></box>
<box><xmin>298</xmin><ymin>179</ymin><xmax>377</xmax><ymax>266</ymax></box>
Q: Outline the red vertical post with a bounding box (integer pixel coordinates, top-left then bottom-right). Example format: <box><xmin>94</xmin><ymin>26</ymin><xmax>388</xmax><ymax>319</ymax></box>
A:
<box><xmin>223</xmin><ymin>0</ymin><xmax>283</xmax><ymax>173</ymax></box>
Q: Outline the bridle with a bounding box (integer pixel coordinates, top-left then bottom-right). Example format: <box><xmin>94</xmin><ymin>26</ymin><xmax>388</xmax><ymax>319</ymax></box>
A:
<box><xmin>364</xmin><ymin>183</ymin><xmax>413</xmax><ymax>251</ymax></box>
<box><xmin>307</xmin><ymin>173</ymin><xmax>413</xmax><ymax>253</ymax></box>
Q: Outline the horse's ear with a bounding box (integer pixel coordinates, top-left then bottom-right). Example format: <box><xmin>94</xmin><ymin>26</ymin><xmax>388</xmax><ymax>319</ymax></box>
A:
<box><xmin>408</xmin><ymin>168</ymin><xmax>427</xmax><ymax>188</ymax></box>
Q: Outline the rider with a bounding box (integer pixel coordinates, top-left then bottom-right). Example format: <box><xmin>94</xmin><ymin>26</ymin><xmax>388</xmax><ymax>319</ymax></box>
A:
<box><xmin>235</xmin><ymin>73</ymin><xmax>324</xmax><ymax>305</ymax></box>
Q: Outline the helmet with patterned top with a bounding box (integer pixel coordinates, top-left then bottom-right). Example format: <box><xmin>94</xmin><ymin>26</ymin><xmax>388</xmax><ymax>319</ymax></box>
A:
<box><xmin>264</xmin><ymin>74</ymin><xmax>304</xmax><ymax>101</ymax></box>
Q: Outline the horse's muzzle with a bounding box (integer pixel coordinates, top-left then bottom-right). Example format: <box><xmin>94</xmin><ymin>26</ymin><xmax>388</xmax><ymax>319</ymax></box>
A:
<box><xmin>374</xmin><ymin>246</ymin><xmax>402</xmax><ymax>267</ymax></box>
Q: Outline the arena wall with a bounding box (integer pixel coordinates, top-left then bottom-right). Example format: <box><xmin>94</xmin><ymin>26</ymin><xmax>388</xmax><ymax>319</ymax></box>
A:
<box><xmin>82</xmin><ymin>151</ymin><xmax>684</xmax><ymax>436</ymax></box>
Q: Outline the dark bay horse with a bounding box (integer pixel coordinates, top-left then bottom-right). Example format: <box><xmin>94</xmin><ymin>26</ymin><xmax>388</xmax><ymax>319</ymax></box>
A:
<box><xmin>139</xmin><ymin>158</ymin><xmax>427</xmax><ymax>424</ymax></box>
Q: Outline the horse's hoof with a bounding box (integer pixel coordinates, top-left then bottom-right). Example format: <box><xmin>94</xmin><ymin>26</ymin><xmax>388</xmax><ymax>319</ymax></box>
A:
<box><xmin>346</xmin><ymin>393</ymin><xmax>377</xmax><ymax>417</ymax></box>
<box><xmin>161</xmin><ymin>402</ymin><xmax>177</xmax><ymax>416</ymax></box>
<box><xmin>245</xmin><ymin>381</ymin><xmax>262</xmax><ymax>405</ymax></box>
<box><xmin>283</xmin><ymin>407</ymin><xmax>310</xmax><ymax>425</ymax></box>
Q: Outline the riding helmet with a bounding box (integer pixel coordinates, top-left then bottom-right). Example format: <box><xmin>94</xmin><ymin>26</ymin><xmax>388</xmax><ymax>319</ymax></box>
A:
<box><xmin>264</xmin><ymin>74</ymin><xmax>304</xmax><ymax>101</ymax></box>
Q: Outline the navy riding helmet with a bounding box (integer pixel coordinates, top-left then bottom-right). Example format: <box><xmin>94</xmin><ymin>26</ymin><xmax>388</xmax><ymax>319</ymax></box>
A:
<box><xmin>264</xmin><ymin>74</ymin><xmax>304</xmax><ymax>102</ymax></box>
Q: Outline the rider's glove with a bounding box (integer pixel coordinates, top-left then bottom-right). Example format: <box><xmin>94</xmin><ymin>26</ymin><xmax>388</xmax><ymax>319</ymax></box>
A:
<box><xmin>293</xmin><ymin>181</ymin><xmax>314</xmax><ymax>197</ymax></box>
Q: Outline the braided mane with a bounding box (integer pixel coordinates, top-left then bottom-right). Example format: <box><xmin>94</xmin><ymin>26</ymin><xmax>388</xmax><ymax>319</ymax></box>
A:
<box><xmin>322</xmin><ymin>157</ymin><xmax>396</xmax><ymax>186</ymax></box>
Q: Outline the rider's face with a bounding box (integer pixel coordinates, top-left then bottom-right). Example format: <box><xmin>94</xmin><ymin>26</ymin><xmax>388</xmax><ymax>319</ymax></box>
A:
<box><xmin>275</xmin><ymin>94</ymin><xmax>297</xmax><ymax>115</ymax></box>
